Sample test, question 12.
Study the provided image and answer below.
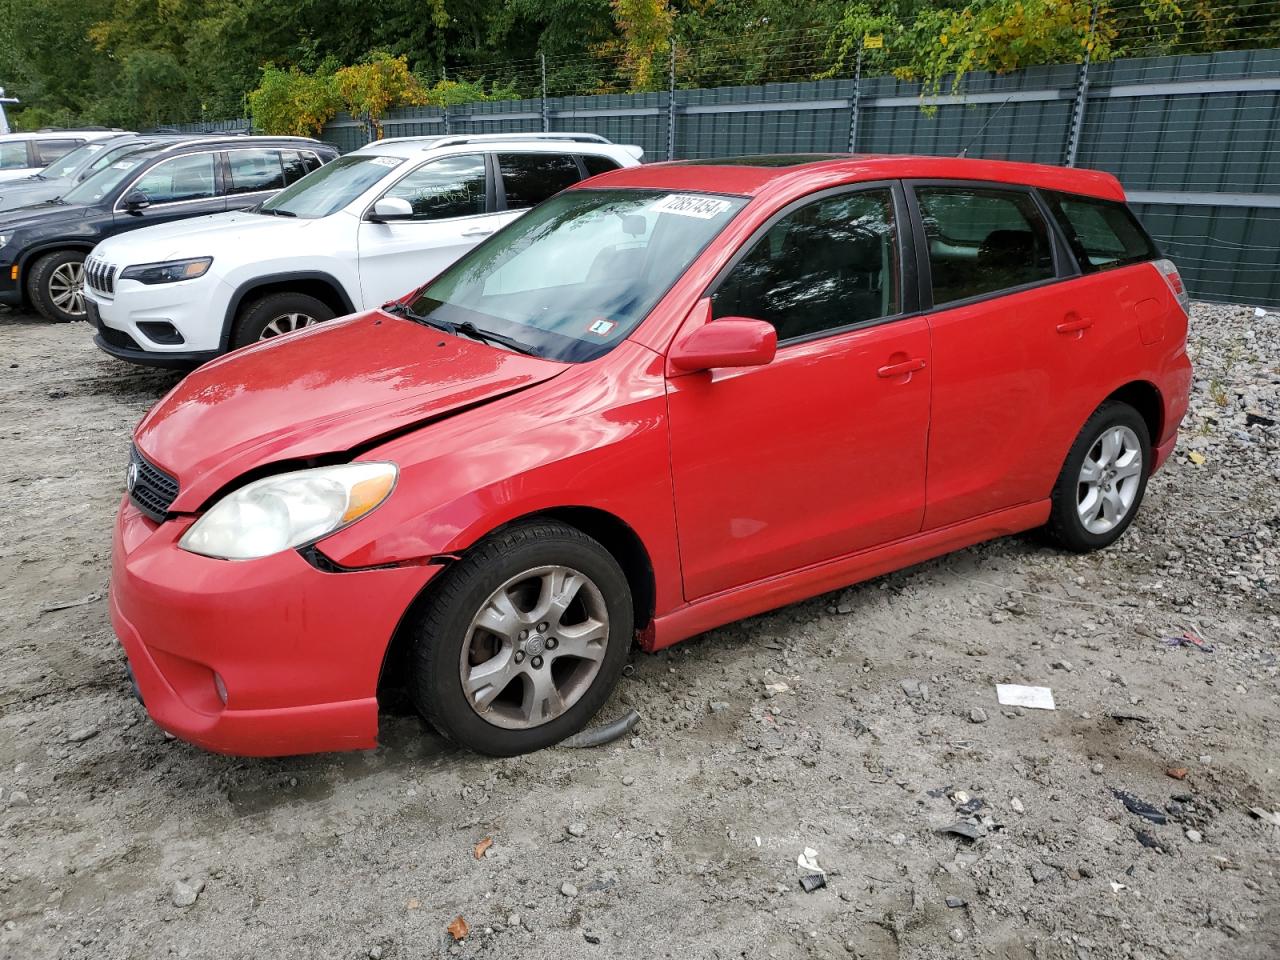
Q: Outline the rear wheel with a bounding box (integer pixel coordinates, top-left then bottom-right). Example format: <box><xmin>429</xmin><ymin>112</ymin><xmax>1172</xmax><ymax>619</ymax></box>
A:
<box><xmin>411</xmin><ymin>520</ymin><xmax>633</xmax><ymax>756</ymax></box>
<box><xmin>232</xmin><ymin>291</ymin><xmax>335</xmax><ymax>348</ymax></box>
<box><xmin>1044</xmin><ymin>401</ymin><xmax>1150</xmax><ymax>552</ymax></box>
<box><xmin>28</xmin><ymin>250</ymin><xmax>87</xmax><ymax>322</ymax></box>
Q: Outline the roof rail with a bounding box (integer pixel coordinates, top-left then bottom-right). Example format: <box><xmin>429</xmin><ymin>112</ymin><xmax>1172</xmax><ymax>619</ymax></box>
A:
<box><xmin>431</xmin><ymin>132</ymin><xmax>612</xmax><ymax>148</ymax></box>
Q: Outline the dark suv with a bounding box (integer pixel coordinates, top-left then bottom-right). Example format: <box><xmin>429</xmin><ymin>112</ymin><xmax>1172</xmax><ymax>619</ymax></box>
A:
<box><xmin>0</xmin><ymin>136</ymin><xmax>338</xmax><ymax>322</ymax></box>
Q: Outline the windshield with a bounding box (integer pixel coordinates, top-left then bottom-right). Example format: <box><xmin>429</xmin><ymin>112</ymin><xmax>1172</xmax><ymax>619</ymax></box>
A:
<box><xmin>62</xmin><ymin>149</ymin><xmax>156</xmax><ymax>204</ymax></box>
<box><xmin>260</xmin><ymin>154</ymin><xmax>403</xmax><ymax>218</ymax></box>
<box><xmin>408</xmin><ymin>188</ymin><xmax>748</xmax><ymax>363</ymax></box>
<box><xmin>44</xmin><ymin>140</ymin><xmax>110</xmax><ymax>179</ymax></box>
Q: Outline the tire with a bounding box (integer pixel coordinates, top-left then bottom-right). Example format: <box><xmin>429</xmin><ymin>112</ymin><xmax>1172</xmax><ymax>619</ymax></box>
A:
<box><xmin>231</xmin><ymin>291</ymin><xmax>336</xmax><ymax>348</ymax></box>
<box><xmin>28</xmin><ymin>250</ymin><xmax>87</xmax><ymax>323</ymax></box>
<box><xmin>1044</xmin><ymin>401</ymin><xmax>1151</xmax><ymax>552</ymax></box>
<box><xmin>411</xmin><ymin>520</ymin><xmax>634</xmax><ymax>756</ymax></box>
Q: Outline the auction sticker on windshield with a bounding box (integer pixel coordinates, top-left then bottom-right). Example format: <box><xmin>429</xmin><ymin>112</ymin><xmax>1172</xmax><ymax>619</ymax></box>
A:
<box><xmin>369</xmin><ymin>156</ymin><xmax>403</xmax><ymax>167</ymax></box>
<box><xmin>651</xmin><ymin>194</ymin><xmax>734</xmax><ymax>219</ymax></box>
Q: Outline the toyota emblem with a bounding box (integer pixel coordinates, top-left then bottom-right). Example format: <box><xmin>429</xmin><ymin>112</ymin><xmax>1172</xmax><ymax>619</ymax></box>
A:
<box><xmin>126</xmin><ymin>460</ymin><xmax>139</xmax><ymax>492</ymax></box>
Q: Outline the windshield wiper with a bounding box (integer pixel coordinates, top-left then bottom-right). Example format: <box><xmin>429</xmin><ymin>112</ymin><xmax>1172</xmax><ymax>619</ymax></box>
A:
<box><xmin>452</xmin><ymin>320</ymin><xmax>539</xmax><ymax>356</ymax></box>
<box><xmin>382</xmin><ymin>303</ymin><xmax>539</xmax><ymax>356</ymax></box>
<box><xmin>259</xmin><ymin>207</ymin><xmax>296</xmax><ymax>217</ymax></box>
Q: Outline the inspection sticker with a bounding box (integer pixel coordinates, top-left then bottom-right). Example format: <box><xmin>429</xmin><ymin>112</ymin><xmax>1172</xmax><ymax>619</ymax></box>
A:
<box><xmin>651</xmin><ymin>194</ymin><xmax>733</xmax><ymax>219</ymax></box>
<box><xmin>369</xmin><ymin>156</ymin><xmax>403</xmax><ymax>167</ymax></box>
<box><xmin>587</xmin><ymin>318</ymin><xmax>617</xmax><ymax>336</ymax></box>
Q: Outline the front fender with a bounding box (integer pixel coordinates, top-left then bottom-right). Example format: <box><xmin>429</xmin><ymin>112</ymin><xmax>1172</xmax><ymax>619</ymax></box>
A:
<box><xmin>314</xmin><ymin>341</ymin><xmax>685</xmax><ymax>615</ymax></box>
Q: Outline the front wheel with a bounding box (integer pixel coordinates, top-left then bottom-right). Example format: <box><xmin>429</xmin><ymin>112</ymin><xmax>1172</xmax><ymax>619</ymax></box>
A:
<box><xmin>411</xmin><ymin>520</ymin><xmax>633</xmax><ymax>756</ymax></box>
<box><xmin>1044</xmin><ymin>401</ymin><xmax>1151</xmax><ymax>552</ymax></box>
<box><xmin>232</xmin><ymin>291</ymin><xmax>336</xmax><ymax>348</ymax></box>
<box><xmin>28</xmin><ymin>250</ymin><xmax>87</xmax><ymax>322</ymax></box>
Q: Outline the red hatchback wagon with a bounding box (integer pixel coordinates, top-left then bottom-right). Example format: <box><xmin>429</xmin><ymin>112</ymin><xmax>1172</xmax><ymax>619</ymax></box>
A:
<box><xmin>110</xmin><ymin>154</ymin><xmax>1192</xmax><ymax>757</ymax></box>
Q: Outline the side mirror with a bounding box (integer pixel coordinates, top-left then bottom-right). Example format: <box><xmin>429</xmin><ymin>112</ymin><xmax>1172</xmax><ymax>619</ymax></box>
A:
<box><xmin>669</xmin><ymin>317</ymin><xmax>777</xmax><ymax>373</ymax></box>
<box><xmin>368</xmin><ymin>197</ymin><xmax>414</xmax><ymax>223</ymax></box>
<box><xmin>121</xmin><ymin>191</ymin><xmax>151</xmax><ymax>213</ymax></box>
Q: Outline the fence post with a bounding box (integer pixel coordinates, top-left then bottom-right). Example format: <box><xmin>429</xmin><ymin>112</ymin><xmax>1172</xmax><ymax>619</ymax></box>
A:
<box><xmin>848</xmin><ymin>44</ymin><xmax>864</xmax><ymax>154</ymax></box>
<box><xmin>666</xmin><ymin>37</ymin><xmax>677</xmax><ymax>161</ymax></box>
<box><xmin>541</xmin><ymin>53</ymin><xmax>549</xmax><ymax>132</ymax></box>
<box><xmin>1065</xmin><ymin>0</ymin><xmax>1100</xmax><ymax>167</ymax></box>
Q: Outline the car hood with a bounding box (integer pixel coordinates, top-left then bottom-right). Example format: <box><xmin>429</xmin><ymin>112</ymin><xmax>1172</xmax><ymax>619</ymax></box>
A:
<box><xmin>135</xmin><ymin>311</ymin><xmax>569</xmax><ymax>513</ymax></box>
<box><xmin>0</xmin><ymin>179</ymin><xmax>68</xmax><ymax>212</ymax></box>
<box><xmin>94</xmin><ymin>209</ymin><xmax>318</xmax><ymax>263</ymax></box>
<box><xmin>0</xmin><ymin>200</ymin><xmax>93</xmax><ymax>231</ymax></box>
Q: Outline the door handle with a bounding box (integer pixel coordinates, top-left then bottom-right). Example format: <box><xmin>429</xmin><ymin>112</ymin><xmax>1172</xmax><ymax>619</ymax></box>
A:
<box><xmin>1056</xmin><ymin>315</ymin><xmax>1094</xmax><ymax>334</ymax></box>
<box><xmin>462</xmin><ymin>227</ymin><xmax>495</xmax><ymax>238</ymax></box>
<box><xmin>876</xmin><ymin>358</ymin><xmax>927</xmax><ymax>378</ymax></box>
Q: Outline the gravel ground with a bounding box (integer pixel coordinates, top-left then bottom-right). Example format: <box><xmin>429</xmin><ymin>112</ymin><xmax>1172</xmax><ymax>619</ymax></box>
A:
<box><xmin>0</xmin><ymin>301</ymin><xmax>1277</xmax><ymax>960</ymax></box>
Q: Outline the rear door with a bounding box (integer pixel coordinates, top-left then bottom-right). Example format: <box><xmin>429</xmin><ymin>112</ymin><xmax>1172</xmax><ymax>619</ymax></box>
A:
<box><xmin>355</xmin><ymin>152</ymin><xmax>495</xmax><ymax>306</ymax></box>
<box><xmin>223</xmin><ymin>147</ymin><xmax>289</xmax><ymax>210</ymax></box>
<box><xmin>666</xmin><ymin>183</ymin><xmax>932</xmax><ymax>599</ymax></box>
<box><xmin>909</xmin><ymin>181</ymin><xmax>1091</xmax><ymax>529</ymax></box>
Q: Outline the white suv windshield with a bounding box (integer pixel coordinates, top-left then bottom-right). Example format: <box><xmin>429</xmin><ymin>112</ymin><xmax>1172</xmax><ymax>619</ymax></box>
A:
<box><xmin>260</xmin><ymin>154</ymin><xmax>403</xmax><ymax>218</ymax></box>
<box><xmin>408</xmin><ymin>188</ymin><xmax>748</xmax><ymax>363</ymax></box>
<box><xmin>43</xmin><ymin>140</ymin><xmax>109</xmax><ymax>179</ymax></box>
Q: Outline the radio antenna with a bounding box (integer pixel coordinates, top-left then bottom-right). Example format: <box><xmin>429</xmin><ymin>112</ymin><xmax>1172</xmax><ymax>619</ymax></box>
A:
<box><xmin>958</xmin><ymin>96</ymin><xmax>1013</xmax><ymax>158</ymax></box>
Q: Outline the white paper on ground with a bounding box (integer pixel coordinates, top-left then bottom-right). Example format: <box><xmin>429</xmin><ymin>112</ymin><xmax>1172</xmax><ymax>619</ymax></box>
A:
<box><xmin>995</xmin><ymin>684</ymin><xmax>1056</xmax><ymax>710</ymax></box>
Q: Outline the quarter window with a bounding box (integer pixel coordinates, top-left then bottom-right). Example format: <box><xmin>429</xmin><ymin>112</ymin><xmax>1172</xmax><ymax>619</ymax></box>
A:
<box><xmin>916</xmin><ymin>186</ymin><xmax>1055</xmax><ymax>306</ymax></box>
<box><xmin>1043</xmin><ymin>191</ymin><xmax>1159</xmax><ymax>272</ymax></box>
<box><xmin>382</xmin><ymin>154</ymin><xmax>487</xmax><ymax>220</ymax></box>
<box><xmin>498</xmin><ymin>153</ymin><xmax>581</xmax><ymax>210</ymax></box>
<box><xmin>713</xmin><ymin>188</ymin><xmax>901</xmax><ymax>342</ymax></box>
<box><xmin>228</xmin><ymin>149</ymin><xmax>285</xmax><ymax>194</ymax></box>
<box><xmin>580</xmin><ymin>154</ymin><xmax>620</xmax><ymax>177</ymax></box>
<box><xmin>130</xmin><ymin>153</ymin><xmax>218</xmax><ymax>204</ymax></box>
<box><xmin>280</xmin><ymin>151</ymin><xmax>312</xmax><ymax>185</ymax></box>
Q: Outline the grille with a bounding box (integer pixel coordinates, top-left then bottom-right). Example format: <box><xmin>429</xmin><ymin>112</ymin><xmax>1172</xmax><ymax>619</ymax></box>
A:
<box><xmin>128</xmin><ymin>446</ymin><xmax>179</xmax><ymax>521</ymax></box>
<box><xmin>85</xmin><ymin>257</ymin><xmax>117</xmax><ymax>296</ymax></box>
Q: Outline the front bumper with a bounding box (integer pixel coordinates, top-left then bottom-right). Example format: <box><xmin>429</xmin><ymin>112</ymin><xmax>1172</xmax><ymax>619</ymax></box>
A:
<box><xmin>86</xmin><ymin>272</ymin><xmax>230</xmax><ymax>358</ymax></box>
<box><xmin>110</xmin><ymin>496</ymin><xmax>439</xmax><ymax>756</ymax></box>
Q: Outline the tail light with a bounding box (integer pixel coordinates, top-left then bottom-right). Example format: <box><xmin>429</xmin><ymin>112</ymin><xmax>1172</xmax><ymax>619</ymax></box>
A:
<box><xmin>1155</xmin><ymin>259</ymin><xmax>1190</xmax><ymax>315</ymax></box>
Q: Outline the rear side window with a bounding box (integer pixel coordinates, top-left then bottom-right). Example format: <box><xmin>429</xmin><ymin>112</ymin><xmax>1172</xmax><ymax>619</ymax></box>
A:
<box><xmin>35</xmin><ymin>139</ymin><xmax>82</xmax><ymax>164</ymax></box>
<box><xmin>1043</xmin><ymin>191</ymin><xmax>1159</xmax><ymax>273</ymax></box>
<box><xmin>580</xmin><ymin>154</ymin><xmax>620</xmax><ymax>177</ymax></box>
<box><xmin>498</xmin><ymin>153</ymin><xmax>581</xmax><ymax>209</ymax></box>
<box><xmin>916</xmin><ymin>186</ymin><xmax>1055</xmax><ymax>306</ymax></box>
<box><xmin>228</xmin><ymin>149</ymin><xmax>285</xmax><ymax>194</ymax></box>
<box><xmin>0</xmin><ymin>142</ymin><xmax>30</xmax><ymax>169</ymax></box>
<box><xmin>383</xmin><ymin>154</ymin><xmax>487</xmax><ymax>220</ymax></box>
<box><xmin>280</xmin><ymin>151</ymin><xmax>310</xmax><ymax>185</ymax></box>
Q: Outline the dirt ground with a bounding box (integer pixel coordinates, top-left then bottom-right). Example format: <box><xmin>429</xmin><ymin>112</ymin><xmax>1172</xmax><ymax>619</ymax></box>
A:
<box><xmin>0</xmin><ymin>302</ymin><xmax>1276</xmax><ymax>960</ymax></box>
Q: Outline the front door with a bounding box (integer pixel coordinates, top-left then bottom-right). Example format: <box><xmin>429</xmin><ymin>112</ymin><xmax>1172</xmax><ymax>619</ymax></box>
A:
<box><xmin>356</xmin><ymin>153</ymin><xmax>509</xmax><ymax>308</ymax></box>
<box><xmin>112</xmin><ymin>151</ymin><xmax>227</xmax><ymax>233</ymax></box>
<box><xmin>666</xmin><ymin>184</ymin><xmax>932</xmax><ymax>600</ymax></box>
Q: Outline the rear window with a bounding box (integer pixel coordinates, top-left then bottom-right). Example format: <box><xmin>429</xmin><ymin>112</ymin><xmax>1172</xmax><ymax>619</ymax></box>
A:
<box><xmin>1043</xmin><ymin>192</ymin><xmax>1159</xmax><ymax>273</ymax></box>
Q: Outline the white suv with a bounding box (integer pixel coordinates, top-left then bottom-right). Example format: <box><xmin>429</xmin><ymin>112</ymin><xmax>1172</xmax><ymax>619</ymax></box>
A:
<box><xmin>86</xmin><ymin>133</ymin><xmax>643</xmax><ymax>367</ymax></box>
<box><xmin>0</xmin><ymin>130</ymin><xmax>128</xmax><ymax>182</ymax></box>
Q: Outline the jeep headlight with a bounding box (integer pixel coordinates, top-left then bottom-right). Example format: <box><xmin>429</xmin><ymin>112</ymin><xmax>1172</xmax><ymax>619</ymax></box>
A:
<box><xmin>179</xmin><ymin>462</ymin><xmax>397</xmax><ymax>560</ymax></box>
<box><xmin>120</xmin><ymin>256</ymin><xmax>213</xmax><ymax>285</ymax></box>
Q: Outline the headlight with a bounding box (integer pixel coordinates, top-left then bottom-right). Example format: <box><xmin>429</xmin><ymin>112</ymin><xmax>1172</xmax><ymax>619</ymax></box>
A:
<box><xmin>119</xmin><ymin>256</ymin><xmax>213</xmax><ymax>285</ymax></box>
<box><xmin>179</xmin><ymin>462</ymin><xmax>397</xmax><ymax>560</ymax></box>
<box><xmin>0</xmin><ymin>235</ymin><xmax>8</xmax><ymax>248</ymax></box>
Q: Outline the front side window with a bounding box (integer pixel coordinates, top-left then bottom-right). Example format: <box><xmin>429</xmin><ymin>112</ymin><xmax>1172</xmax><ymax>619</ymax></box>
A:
<box><xmin>0</xmin><ymin>142</ymin><xmax>29</xmax><ymax>169</ymax></box>
<box><xmin>130</xmin><ymin>152</ymin><xmax>217</xmax><ymax>204</ymax></box>
<box><xmin>1043</xmin><ymin>191</ymin><xmax>1159</xmax><ymax>273</ymax></box>
<box><xmin>35</xmin><ymin>139</ymin><xmax>82</xmax><ymax>165</ymax></box>
<box><xmin>383</xmin><ymin>154</ymin><xmax>486</xmax><ymax>220</ymax></box>
<box><xmin>410</xmin><ymin>189</ymin><xmax>748</xmax><ymax>362</ymax></box>
<box><xmin>227</xmin><ymin>149</ymin><xmax>285</xmax><ymax>194</ymax></box>
<box><xmin>713</xmin><ymin>188</ymin><xmax>900</xmax><ymax>341</ymax></box>
<box><xmin>916</xmin><ymin>186</ymin><xmax>1055</xmax><ymax>306</ymax></box>
<box><xmin>498</xmin><ymin>153</ymin><xmax>581</xmax><ymax>210</ymax></box>
<box><xmin>261</xmin><ymin>154</ymin><xmax>404</xmax><ymax>219</ymax></box>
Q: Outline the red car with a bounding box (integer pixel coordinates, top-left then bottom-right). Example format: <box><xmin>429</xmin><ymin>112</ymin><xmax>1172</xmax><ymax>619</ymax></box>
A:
<box><xmin>110</xmin><ymin>154</ymin><xmax>1192</xmax><ymax>757</ymax></box>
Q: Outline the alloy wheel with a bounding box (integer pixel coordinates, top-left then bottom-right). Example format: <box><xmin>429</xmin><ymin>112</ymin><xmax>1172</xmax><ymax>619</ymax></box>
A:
<box><xmin>1076</xmin><ymin>424</ymin><xmax>1143</xmax><ymax>534</ymax></box>
<box><xmin>48</xmin><ymin>261</ymin><xmax>86</xmax><ymax>318</ymax></box>
<box><xmin>259</xmin><ymin>312</ymin><xmax>319</xmax><ymax>339</ymax></box>
<box><xmin>459</xmin><ymin>565</ymin><xmax>610</xmax><ymax>730</ymax></box>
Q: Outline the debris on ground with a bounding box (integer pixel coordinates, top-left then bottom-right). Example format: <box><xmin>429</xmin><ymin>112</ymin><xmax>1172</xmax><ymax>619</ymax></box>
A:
<box><xmin>1162</xmin><ymin>629</ymin><xmax>1214</xmax><ymax>653</ymax></box>
<box><xmin>1113</xmin><ymin>789</ymin><xmax>1169</xmax><ymax>825</ymax></box>
<box><xmin>559</xmin><ymin>709</ymin><xmax>640</xmax><ymax>748</ymax></box>
<box><xmin>171</xmin><ymin>878</ymin><xmax>205</xmax><ymax>908</ymax></box>
<box><xmin>995</xmin><ymin>684</ymin><xmax>1056</xmax><ymax>710</ymax></box>
<box><xmin>1166</xmin><ymin>767</ymin><xmax>1188</xmax><ymax>780</ymax></box>
<box><xmin>796</xmin><ymin>847</ymin><xmax>827</xmax><ymax>892</ymax></box>
<box><xmin>474</xmin><ymin>837</ymin><xmax>493</xmax><ymax>860</ymax></box>
<box><xmin>447</xmin><ymin>916</ymin><xmax>469</xmax><ymax>940</ymax></box>
<box><xmin>1248</xmin><ymin>807</ymin><xmax>1280</xmax><ymax>827</ymax></box>
<box><xmin>936</xmin><ymin>822</ymin><xmax>982</xmax><ymax>842</ymax></box>
<box><xmin>39</xmin><ymin>593</ymin><xmax>103</xmax><ymax>614</ymax></box>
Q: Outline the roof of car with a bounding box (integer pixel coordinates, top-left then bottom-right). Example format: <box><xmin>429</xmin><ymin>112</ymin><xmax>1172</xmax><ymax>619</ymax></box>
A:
<box><xmin>354</xmin><ymin>133</ymin><xmax>631</xmax><ymax>159</ymax></box>
<box><xmin>582</xmin><ymin>154</ymin><xmax>1127</xmax><ymax>203</ymax></box>
<box><xmin>117</xmin><ymin>135</ymin><xmax>334</xmax><ymax>160</ymax></box>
